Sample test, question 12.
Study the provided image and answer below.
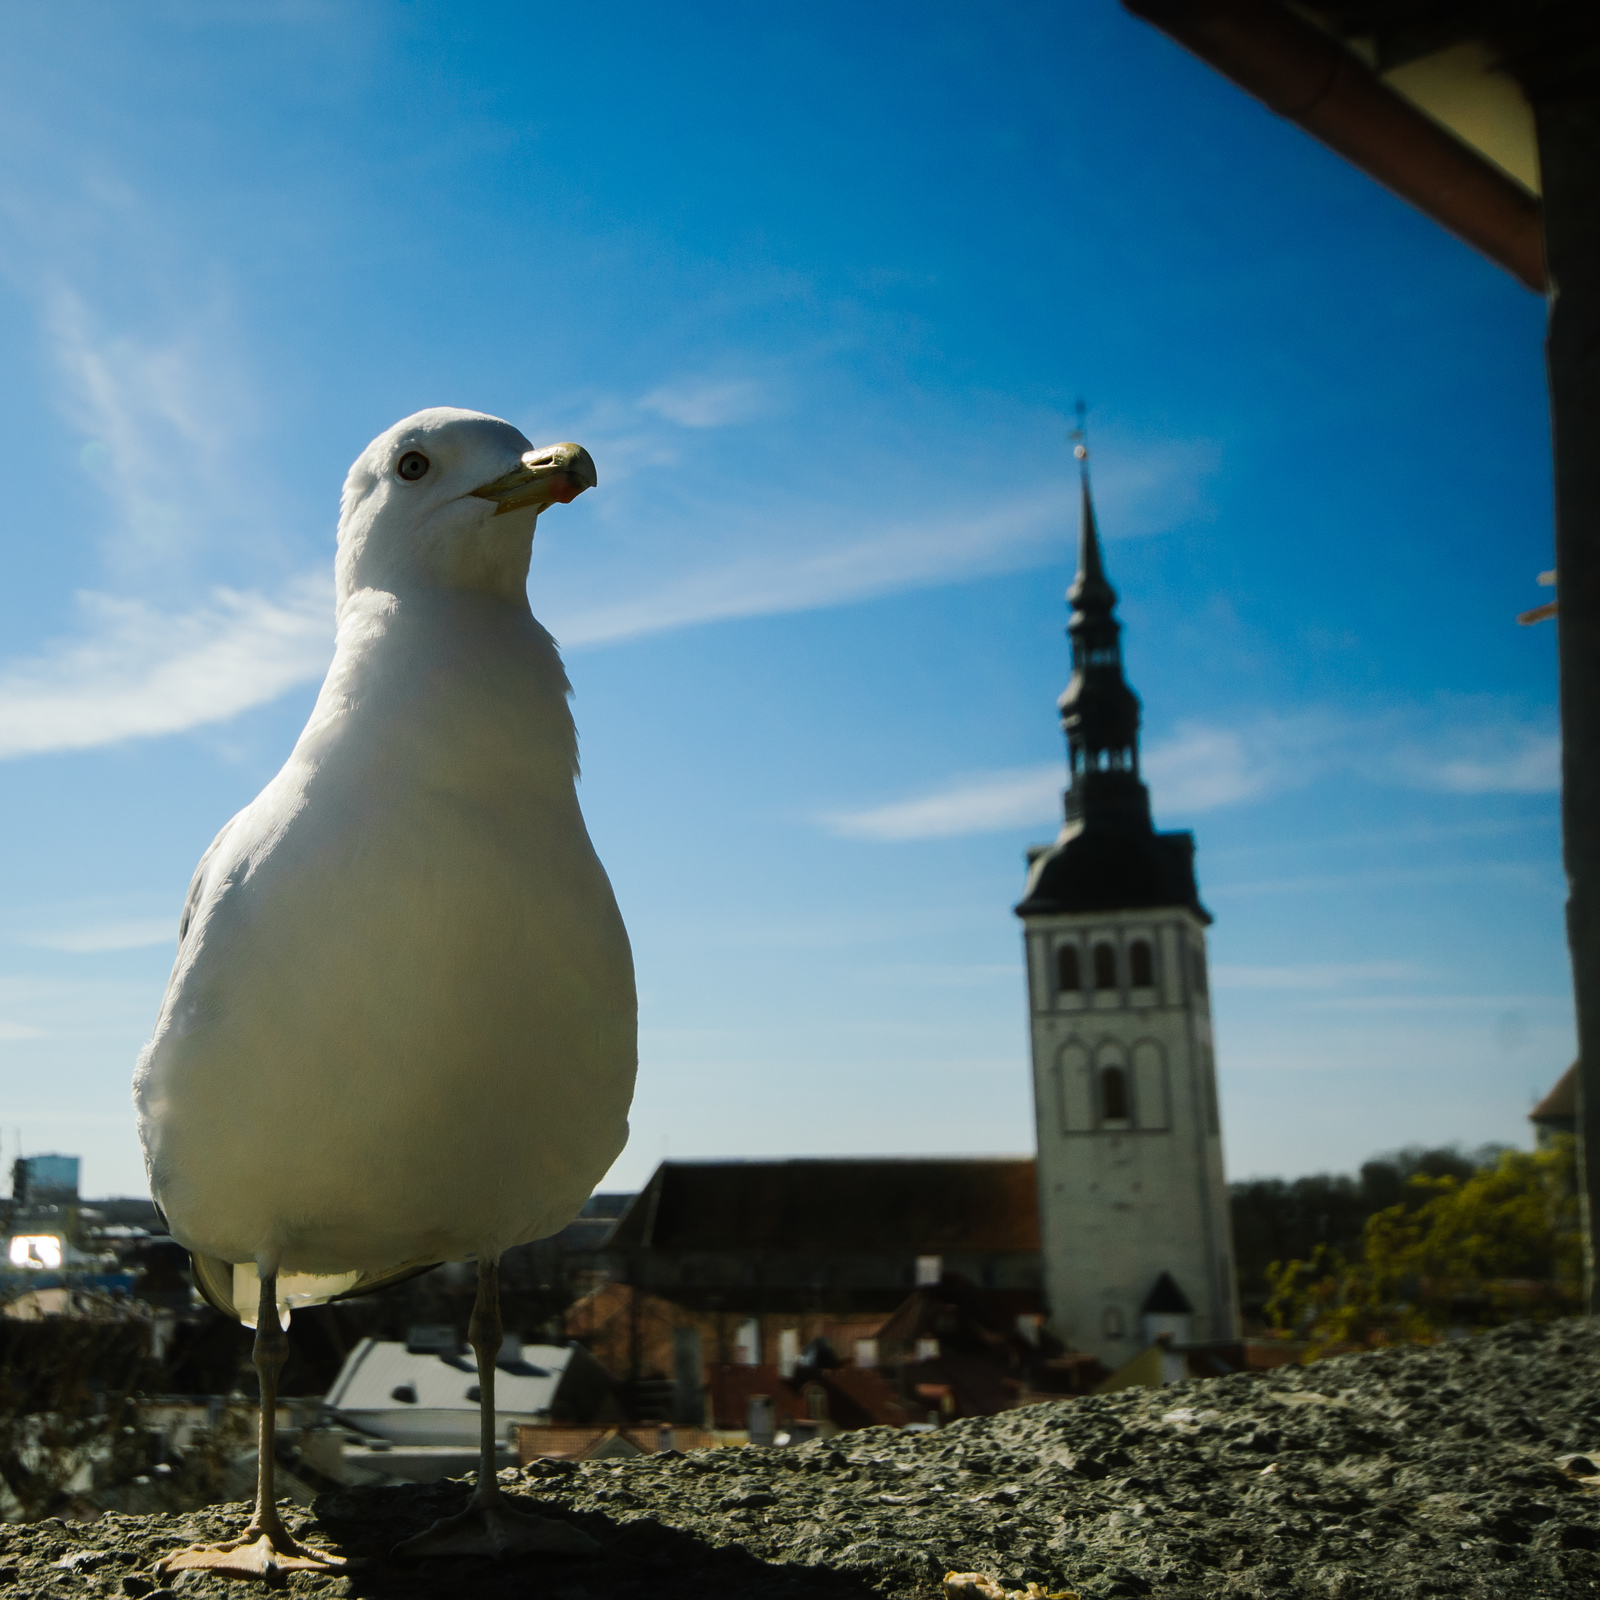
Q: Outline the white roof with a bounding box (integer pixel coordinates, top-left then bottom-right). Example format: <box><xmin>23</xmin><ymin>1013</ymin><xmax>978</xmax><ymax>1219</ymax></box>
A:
<box><xmin>326</xmin><ymin>1338</ymin><xmax>574</xmax><ymax>1418</ymax></box>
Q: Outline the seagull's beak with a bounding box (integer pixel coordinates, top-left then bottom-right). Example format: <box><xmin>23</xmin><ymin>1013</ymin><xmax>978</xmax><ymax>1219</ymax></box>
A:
<box><xmin>469</xmin><ymin>442</ymin><xmax>598</xmax><ymax>516</ymax></box>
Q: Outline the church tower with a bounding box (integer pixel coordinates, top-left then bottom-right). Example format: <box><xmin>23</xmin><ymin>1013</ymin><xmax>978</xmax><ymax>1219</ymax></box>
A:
<box><xmin>1016</xmin><ymin>448</ymin><xmax>1238</xmax><ymax>1365</ymax></box>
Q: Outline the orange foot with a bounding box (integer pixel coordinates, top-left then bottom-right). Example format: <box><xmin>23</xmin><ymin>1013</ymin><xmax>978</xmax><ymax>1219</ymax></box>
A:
<box><xmin>394</xmin><ymin>1490</ymin><xmax>600</xmax><ymax>1560</ymax></box>
<box><xmin>161</xmin><ymin>1528</ymin><xmax>349</xmax><ymax>1582</ymax></box>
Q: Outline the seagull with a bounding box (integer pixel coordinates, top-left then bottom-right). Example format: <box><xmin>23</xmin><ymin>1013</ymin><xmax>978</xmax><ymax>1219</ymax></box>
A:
<box><xmin>134</xmin><ymin>407</ymin><xmax>636</xmax><ymax>1577</ymax></box>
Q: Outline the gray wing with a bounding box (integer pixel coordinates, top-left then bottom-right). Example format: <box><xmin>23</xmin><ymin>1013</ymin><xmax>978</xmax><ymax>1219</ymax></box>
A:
<box><xmin>175</xmin><ymin>811</ymin><xmax>245</xmax><ymax>950</ymax></box>
<box><xmin>152</xmin><ymin>816</ymin><xmax>242</xmax><ymax>1244</ymax></box>
<box><xmin>175</xmin><ymin>812</ymin><xmax>446</xmax><ymax>1318</ymax></box>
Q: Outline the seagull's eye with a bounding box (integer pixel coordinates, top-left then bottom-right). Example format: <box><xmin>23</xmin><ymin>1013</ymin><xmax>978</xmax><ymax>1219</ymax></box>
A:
<box><xmin>396</xmin><ymin>451</ymin><xmax>430</xmax><ymax>482</ymax></box>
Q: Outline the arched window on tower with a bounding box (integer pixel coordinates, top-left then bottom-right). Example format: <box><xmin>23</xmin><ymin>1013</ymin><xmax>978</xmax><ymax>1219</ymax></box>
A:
<box><xmin>1056</xmin><ymin>945</ymin><xmax>1081</xmax><ymax>993</ymax></box>
<box><xmin>1100</xmin><ymin>1065</ymin><xmax>1129</xmax><ymax>1123</ymax></box>
<box><xmin>1129</xmin><ymin>939</ymin><xmax>1154</xmax><ymax>989</ymax></box>
<box><xmin>1093</xmin><ymin>942</ymin><xmax>1117</xmax><ymax>990</ymax></box>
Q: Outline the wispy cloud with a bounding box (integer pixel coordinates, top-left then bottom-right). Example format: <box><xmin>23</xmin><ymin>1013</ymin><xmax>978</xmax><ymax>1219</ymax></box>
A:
<box><xmin>46</xmin><ymin>286</ymin><xmax>260</xmax><ymax>579</ymax></box>
<box><xmin>817</xmin><ymin>703</ymin><xmax>1561</xmax><ymax>843</ymax></box>
<box><xmin>821</xmin><ymin>764</ymin><xmax>1060</xmax><ymax>843</ymax></box>
<box><xmin>23</xmin><ymin>918</ymin><xmax>174</xmax><ymax>953</ymax></box>
<box><xmin>1397</xmin><ymin>735</ymin><xmax>1561</xmax><ymax>795</ymax></box>
<box><xmin>855</xmin><ymin>963</ymin><xmax>1020</xmax><ymax>988</ymax></box>
<box><xmin>0</xmin><ymin>574</ymin><xmax>331</xmax><ymax>759</ymax></box>
<box><xmin>1141</xmin><ymin>722</ymin><xmax>1292</xmax><ymax>812</ymax></box>
<box><xmin>814</xmin><ymin>718</ymin><xmax>1300</xmax><ymax>842</ymax></box>
<box><xmin>554</xmin><ymin>488</ymin><xmax>1066</xmax><ymax>648</ymax></box>
<box><xmin>540</xmin><ymin>419</ymin><xmax>1216</xmax><ymax>651</ymax></box>
<box><xmin>638</xmin><ymin>377</ymin><xmax>769</xmax><ymax>429</ymax></box>
<box><xmin>1213</xmin><ymin>962</ymin><xmax>1422</xmax><ymax>990</ymax></box>
<box><xmin>0</xmin><ymin>974</ymin><xmax>166</xmax><ymax>1046</ymax></box>
<box><xmin>1301</xmin><ymin>992</ymin><xmax>1567</xmax><ymax>1013</ymax></box>
<box><xmin>0</xmin><ymin>268</ymin><xmax>339</xmax><ymax>763</ymax></box>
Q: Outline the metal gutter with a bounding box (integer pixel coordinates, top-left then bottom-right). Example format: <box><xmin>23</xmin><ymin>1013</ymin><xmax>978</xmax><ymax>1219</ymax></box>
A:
<box><xmin>1121</xmin><ymin>0</ymin><xmax>1546</xmax><ymax>291</ymax></box>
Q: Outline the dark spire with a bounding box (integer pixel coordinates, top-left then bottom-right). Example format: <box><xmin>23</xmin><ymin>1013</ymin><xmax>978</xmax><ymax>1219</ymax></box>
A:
<box><xmin>1015</xmin><ymin>417</ymin><xmax>1210</xmax><ymax>923</ymax></box>
<box><xmin>1067</xmin><ymin>468</ymin><xmax>1115</xmax><ymax>618</ymax></box>
<box><xmin>1057</xmin><ymin>448</ymin><xmax>1147</xmax><ymax>832</ymax></box>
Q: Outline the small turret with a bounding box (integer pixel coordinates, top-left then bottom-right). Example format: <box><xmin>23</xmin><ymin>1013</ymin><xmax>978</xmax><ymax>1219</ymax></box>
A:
<box><xmin>1058</xmin><ymin>462</ymin><xmax>1149</xmax><ymax>833</ymax></box>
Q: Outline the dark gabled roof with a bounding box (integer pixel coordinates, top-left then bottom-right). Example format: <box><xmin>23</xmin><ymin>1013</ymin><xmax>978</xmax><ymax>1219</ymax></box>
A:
<box><xmin>1530</xmin><ymin>1062</ymin><xmax>1578</xmax><ymax>1126</ymax></box>
<box><xmin>1017</xmin><ymin>824</ymin><xmax>1211</xmax><ymax>922</ymax></box>
<box><xmin>1141</xmin><ymin>1270</ymin><xmax>1195</xmax><ymax>1315</ymax></box>
<box><xmin>607</xmin><ymin>1159</ymin><xmax>1039</xmax><ymax>1255</ymax></box>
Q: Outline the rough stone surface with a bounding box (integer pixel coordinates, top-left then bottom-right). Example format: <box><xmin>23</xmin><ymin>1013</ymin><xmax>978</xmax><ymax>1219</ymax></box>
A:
<box><xmin>17</xmin><ymin>1318</ymin><xmax>1600</xmax><ymax>1598</ymax></box>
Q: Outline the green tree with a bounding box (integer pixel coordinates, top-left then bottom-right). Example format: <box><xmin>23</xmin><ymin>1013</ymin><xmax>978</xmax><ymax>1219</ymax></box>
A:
<box><xmin>1265</xmin><ymin>1137</ymin><xmax>1581</xmax><ymax>1350</ymax></box>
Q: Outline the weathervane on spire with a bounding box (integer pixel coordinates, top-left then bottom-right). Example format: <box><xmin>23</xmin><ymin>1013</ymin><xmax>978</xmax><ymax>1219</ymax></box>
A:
<box><xmin>1068</xmin><ymin>398</ymin><xmax>1090</xmax><ymax>470</ymax></box>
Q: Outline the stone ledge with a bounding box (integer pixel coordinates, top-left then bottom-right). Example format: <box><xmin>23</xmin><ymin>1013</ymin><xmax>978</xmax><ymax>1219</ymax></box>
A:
<box><xmin>14</xmin><ymin>1317</ymin><xmax>1600</xmax><ymax>1599</ymax></box>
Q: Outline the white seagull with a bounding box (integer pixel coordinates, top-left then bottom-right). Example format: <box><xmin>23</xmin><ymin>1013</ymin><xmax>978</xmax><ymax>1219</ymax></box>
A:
<box><xmin>134</xmin><ymin>407</ymin><xmax>636</xmax><ymax>1577</ymax></box>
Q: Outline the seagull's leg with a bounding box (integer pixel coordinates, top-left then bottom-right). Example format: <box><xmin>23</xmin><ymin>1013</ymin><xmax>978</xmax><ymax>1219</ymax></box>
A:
<box><xmin>394</xmin><ymin>1254</ymin><xmax>600</xmax><ymax>1560</ymax></box>
<box><xmin>474</xmin><ymin>1252</ymin><xmax>505</xmax><ymax>1504</ymax></box>
<box><xmin>162</xmin><ymin>1269</ymin><xmax>348</xmax><ymax>1580</ymax></box>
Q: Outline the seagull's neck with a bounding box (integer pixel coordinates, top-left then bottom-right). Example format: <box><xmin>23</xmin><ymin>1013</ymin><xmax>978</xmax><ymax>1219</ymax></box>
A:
<box><xmin>294</xmin><ymin>584</ymin><xmax>575</xmax><ymax>784</ymax></box>
<box><xmin>335</xmin><ymin>506</ymin><xmax>537</xmax><ymax>606</ymax></box>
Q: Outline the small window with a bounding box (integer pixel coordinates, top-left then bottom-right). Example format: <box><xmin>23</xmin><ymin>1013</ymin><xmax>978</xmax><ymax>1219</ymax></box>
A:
<box><xmin>1130</xmin><ymin>939</ymin><xmax>1154</xmax><ymax>988</ymax></box>
<box><xmin>1093</xmin><ymin>943</ymin><xmax>1117</xmax><ymax>990</ymax></box>
<box><xmin>1191</xmin><ymin>944</ymin><xmax>1208</xmax><ymax>992</ymax></box>
<box><xmin>1100</xmin><ymin>1065</ymin><xmax>1129</xmax><ymax>1121</ymax></box>
<box><xmin>1057</xmin><ymin>945</ymin><xmax>1081</xmax><ymax>992</ymax></box>
<box><xmin>1201</xmin><ymin>1046</ymin><xmax>1220</xmax><ymax>1135</ymax></box>
<box><xmin>1102</xmin><ymin>1306</ymin><xmax>1125</xmax><ymax>1338</ymax></box>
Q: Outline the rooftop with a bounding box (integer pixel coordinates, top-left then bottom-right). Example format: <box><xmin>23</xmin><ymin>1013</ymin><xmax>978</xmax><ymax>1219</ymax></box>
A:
<box><xmin>607</xmin><ymin>1158</ymin><xmax>1040</xmax><ymax>1256</ymax></box>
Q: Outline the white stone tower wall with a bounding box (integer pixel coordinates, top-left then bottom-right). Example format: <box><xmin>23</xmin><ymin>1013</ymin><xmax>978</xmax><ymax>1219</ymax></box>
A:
<box><xmin>1024</xmin><ymin>906</ymin><xmax>1238</xmax><ymax>1365</ymax></box>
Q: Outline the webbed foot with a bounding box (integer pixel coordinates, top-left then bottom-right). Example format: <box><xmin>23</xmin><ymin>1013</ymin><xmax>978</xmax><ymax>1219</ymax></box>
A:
<box><xmin>160</xmin><ymin>1525</ymin><xmax>348</xmax><ymax>1581</ymax></box>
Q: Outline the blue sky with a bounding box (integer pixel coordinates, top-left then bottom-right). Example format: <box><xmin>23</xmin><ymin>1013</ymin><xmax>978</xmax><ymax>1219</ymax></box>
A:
<box><xmin>0</xmin><ymin>1</ymin><xmax>1567</xmax><ymax>1199</ymax></box>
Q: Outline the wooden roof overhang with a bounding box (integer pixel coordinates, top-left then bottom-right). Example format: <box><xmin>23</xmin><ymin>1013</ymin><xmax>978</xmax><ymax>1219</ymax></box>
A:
<box><xmin>1121</xmin><ymin>0</ymin><xmax>1545</xmax><ymax>290</ymax></box>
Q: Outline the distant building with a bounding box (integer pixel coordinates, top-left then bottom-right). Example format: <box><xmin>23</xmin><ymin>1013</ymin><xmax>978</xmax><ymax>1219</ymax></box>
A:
<box><xmin>1015</xmin><ymin>455</ymin><xmax>1240</xmax><ymax>1364</ymax></box>
<box><xmin>605</xmin><ymin>1157</ymin><xmax>1042</xmax><ymax>1317</ymax></box>
<box><xmin>1530</xmin><ymin>1063</ymin><xmax>1578</xmax><ymax>1146</ymax></box>
<box><xmin>592</xmin><ymin>1157</ymin><xmax>1048</xmax><ymax>1426</ymax></box>
<box><xmin>12</xmin><ymin>1154</ymin><xmax>79</xmax><ymax>1206</ymax></box>
<box><xmin>5</xmin><ymin>1154</ymin><xmax>88</xmax><ymax>1277</ymax></box>
<box><xmin>565</xmin><ymin>1269</ymin><xmax>1104</xmax><ymax>1434</ymax></box>
<box><xmin>322</xmin><ymin>1333</ymin><xmax>615</xmax><ymax>1448</ymax></box>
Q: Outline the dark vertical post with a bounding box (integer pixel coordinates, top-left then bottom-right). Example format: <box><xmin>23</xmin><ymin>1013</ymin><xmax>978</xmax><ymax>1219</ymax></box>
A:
<box><xmin>1534</xmin><ymin>78</ymin><xmax>1600</xmax><ymax>1309</ymax></box>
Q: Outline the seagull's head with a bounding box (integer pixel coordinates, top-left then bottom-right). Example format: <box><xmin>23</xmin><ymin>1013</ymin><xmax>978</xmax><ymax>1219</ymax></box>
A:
<box><xmin>335</xmin><ymin>407</ymin><xmax>597</xmax><ymax>605</ymax></box>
